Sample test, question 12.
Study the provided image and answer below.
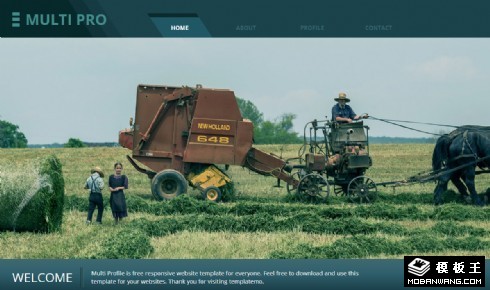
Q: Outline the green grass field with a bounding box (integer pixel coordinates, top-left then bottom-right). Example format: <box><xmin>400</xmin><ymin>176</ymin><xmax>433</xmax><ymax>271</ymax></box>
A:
<box><xmin>0</xmin><ymin>144</ymin><xmax>489</xmax><ymax>259</ymax></box>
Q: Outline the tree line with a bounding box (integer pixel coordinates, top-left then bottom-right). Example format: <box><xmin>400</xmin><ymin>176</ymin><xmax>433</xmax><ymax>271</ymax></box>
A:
<box><xmin>236</xmin><ymin>98</ymin><xmax>301</xmax><ymax>144</ymax></box>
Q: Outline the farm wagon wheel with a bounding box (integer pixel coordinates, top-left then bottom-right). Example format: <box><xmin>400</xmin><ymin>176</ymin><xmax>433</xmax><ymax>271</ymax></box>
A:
<box><xmin>151</xmin><ymin>169</ymin><xmax>188</xmax><ymax>200</ymax></box>
<box><xmin>334</xmin><ymin>184</ymin><xmax>348</xmax><ymax>196</ymax></box>
<box><xmin>297</xmin><ymin>173</ymin><xmax>330</xmax><ymax>202</ymax></box>
<box><xmin>202</xmin><ymin>186</ymin><xmax>222</xmax><ymax>202</ymax></box>
<box><xmin>347</xmin><ymin>176</ymin><xmax>377</xmax><ymax>204</ymax></box>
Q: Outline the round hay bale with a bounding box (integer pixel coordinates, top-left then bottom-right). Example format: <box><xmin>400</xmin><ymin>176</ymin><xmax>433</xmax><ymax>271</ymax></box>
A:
<box><xmin>0</xmin><ymin>155</ymin><xmax>65</xmax><ymax>232</ymax></box>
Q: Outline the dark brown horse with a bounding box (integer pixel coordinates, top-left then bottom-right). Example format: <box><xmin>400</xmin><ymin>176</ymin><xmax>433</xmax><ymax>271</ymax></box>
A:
<box><xmin>432</xmin><ymin>126</ymin><xmax>490</xmax><ymax>205</ymax></box>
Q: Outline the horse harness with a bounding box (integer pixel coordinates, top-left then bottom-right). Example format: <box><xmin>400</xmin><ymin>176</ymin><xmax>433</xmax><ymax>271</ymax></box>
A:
<box><xmin>456</xmin><ymin>130</ymin><xmax>485</xmax><ymax>169</ymax></box>
<box><xmin>461</xmin><ymin>131</ymin><xmax>477</xmax><ymax>158</ymax></box>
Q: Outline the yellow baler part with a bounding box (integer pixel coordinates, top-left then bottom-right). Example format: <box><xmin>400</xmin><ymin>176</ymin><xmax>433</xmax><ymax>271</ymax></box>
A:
<box><xmin>189</xmin><ymin>165</ymin><xmax>231</xmax><ymax>189</ymax></box>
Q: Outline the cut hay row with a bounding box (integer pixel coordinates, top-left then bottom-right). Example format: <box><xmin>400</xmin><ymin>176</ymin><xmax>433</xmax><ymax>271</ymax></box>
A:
<box><xmin>269</xmin><ymin>235</ymin><xmax>490</xmax><ymax>259</ymax></box>
<box><xmin>64</xmin><ymin>194</ymin><xmax>490</xmax><ymax>221</ymax></box>
<box><xmin>92</xmin><ymin>228</ymin><xmax>153</xmax><ymax>259</ymax></box>
<box><xmin>127</xmin><ymin>213</ymin><xmax>488</xmax><ymax>238</ymax></box>
<box><xmin>0</xmin><ymin>155</ymin><xmax>64</xmax><ymax>232</ymax></box>
<box><xmin>130</xmin><ymin>215</ymin><xmax>404</xmax><ymax>237</ymax></box>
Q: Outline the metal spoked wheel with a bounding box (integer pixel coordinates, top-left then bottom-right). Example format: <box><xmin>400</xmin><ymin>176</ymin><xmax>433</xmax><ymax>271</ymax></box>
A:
<box><xmin>334</xmin><ymin>184</ymin><xmax>348</xmax><ymax>196</ymax></box>
<box><xmin>297</xmin><ymin>173</ymin><xmax>330</xmax><ymax>202</ymax></box>
<box><xmin>347</xmin><ymin>176</ymin><xmax>377</xmax><ymax>204</ymax></box>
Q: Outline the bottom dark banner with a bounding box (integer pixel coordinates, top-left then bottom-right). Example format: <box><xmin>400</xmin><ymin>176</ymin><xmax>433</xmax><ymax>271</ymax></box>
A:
<box><xmin>0</xmin><ymin>259</ymin><xmax>488</xmax><ymax>290</ymax></box>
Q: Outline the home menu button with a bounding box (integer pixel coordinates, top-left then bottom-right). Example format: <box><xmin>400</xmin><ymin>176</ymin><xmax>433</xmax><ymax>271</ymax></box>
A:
<box><xmin>149</xmin><ymin>14</ymin><xmax>211</xmax><ymax>37</ymax></box>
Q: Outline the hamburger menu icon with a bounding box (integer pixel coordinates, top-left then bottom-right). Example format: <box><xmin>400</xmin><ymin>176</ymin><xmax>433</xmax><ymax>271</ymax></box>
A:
<box><xmin>408</xmin><ymin>258</ymin><xmax>430</xmax><ymax>276</ymax></box>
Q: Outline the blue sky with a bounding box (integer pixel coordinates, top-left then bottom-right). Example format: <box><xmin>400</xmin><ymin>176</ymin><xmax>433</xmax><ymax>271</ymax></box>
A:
<box><xmin>1</xmin><ymin>38</ymin><xmax>489</xmax><ymax>144</ymax></box>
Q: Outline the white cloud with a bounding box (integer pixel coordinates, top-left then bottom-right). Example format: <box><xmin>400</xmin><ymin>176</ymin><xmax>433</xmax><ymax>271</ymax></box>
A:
<box><xmin>408</xmin><ymin>56</ymin><xmax>478</xmax><ymax>81</ymax></box>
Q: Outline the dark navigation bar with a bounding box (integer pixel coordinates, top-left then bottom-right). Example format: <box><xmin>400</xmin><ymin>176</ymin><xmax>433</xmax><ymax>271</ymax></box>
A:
<box><xmin>1</xmin><ymin>0</ymin><xmax>490</xmax><ymax>37</ymax></box>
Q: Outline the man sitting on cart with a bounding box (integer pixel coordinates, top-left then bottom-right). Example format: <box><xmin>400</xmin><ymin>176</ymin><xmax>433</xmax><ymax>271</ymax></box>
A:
<box><xmin>331</xmin><ymin>92</ymin><xmax>368</xmax><ymax>123</ymax></box>
<box><xmin>330</xmin><ymin>92</ymin><xmax>369</xmax><ymax>156</ymax></box>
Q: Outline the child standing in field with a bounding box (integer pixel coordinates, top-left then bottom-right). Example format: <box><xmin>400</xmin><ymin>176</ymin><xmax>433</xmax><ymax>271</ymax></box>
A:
<box><xmin>85</xmin><ymin>166</ymin><xmax>105</xmax><ymax>224</ymax></box>
<box><xmin>109</xmin><ymin>162</ymin><xmax>128</xmax><ymax>225</ymax></box>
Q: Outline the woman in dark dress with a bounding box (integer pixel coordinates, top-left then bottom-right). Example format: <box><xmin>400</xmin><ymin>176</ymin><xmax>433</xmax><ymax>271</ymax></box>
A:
<box><xmin>109</xmin><ymin>162</ymin><xmax>129</xmax><ymax>224</ymax></box>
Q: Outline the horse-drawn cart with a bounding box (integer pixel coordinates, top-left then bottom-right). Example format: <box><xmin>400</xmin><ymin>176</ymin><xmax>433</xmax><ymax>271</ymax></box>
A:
<box><xmin>284</xmin><ymin>119</ymin><xmax>378</xmax><ymax>203</ymax></box>
<box><xmin>283</xmin><ymin>120</ymin><xmax>490</xmax><ymax>206</ymax></box>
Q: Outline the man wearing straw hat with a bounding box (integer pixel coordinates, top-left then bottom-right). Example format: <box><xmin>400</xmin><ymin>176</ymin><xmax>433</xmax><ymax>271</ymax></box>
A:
<box><xmin>84</xmin><ymin>166</ymin><xmax>105</xmax><ymax>225</ymax></box>
<box><xmin>331</xmin><ymin>92</ymin><xmax>368</xmax><ymax>123</ymax></box>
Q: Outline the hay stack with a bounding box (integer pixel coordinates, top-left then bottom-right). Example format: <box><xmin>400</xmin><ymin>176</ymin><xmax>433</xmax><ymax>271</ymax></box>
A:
<box><xmin>0</xmin><ymin>155</ymin><xmax>65</xmax><ymax>232</ymax></box>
